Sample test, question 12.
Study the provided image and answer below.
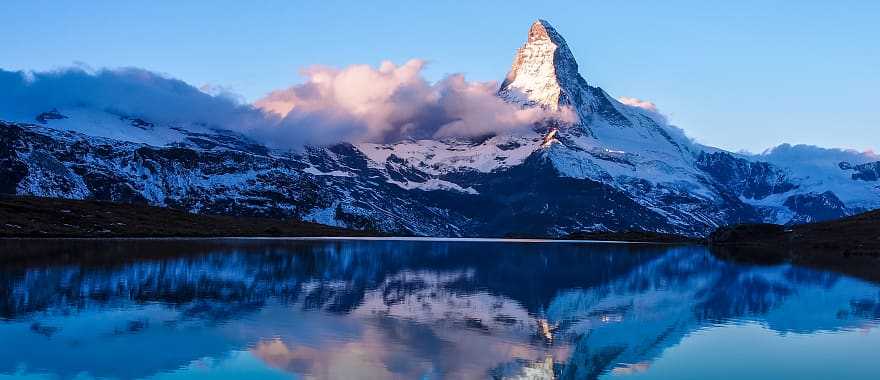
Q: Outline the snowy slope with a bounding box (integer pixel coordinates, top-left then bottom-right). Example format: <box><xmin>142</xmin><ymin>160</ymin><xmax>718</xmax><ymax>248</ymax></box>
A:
<box><xmin>21</xmin><ymin>107</ymin><xmax>205</xmax><ymax>147</ymax></box>
<box><xmin>756</xmin><ymin>144</ymin><xmax>880</xmax><ymax>210</ymax></box>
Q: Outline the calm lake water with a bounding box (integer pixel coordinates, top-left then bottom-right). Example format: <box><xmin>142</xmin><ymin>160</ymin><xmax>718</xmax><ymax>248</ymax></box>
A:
<box><xmin>0</xmin><ymin>238</ymin><xmax>878</xmax><ymax>380</ymax></box>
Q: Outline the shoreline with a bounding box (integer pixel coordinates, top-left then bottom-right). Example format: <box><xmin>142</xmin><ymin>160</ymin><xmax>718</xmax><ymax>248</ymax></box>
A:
<box><xmin>1</xmin><ymin>195</ymin><xmax>699</xmax><ymax>243</ymax></box>
<box><xmin>709</xmin><ymin>211</ymin><xmax>880</xmax><ymax>282</ymax></box>
<box><xmin>0</xmin><ymin>235</ymin><xmax>694</xmax><ymax>245</ymax></box>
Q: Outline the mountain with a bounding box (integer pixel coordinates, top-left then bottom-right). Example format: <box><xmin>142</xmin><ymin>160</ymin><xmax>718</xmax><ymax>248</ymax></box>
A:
<box><xmin>1</xmin><ymin>20</ymin><xmax>878</xmax><ymax>237</ymax></box>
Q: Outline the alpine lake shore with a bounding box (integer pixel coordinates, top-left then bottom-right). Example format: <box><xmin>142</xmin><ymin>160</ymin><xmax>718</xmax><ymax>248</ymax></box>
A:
<box><xmin>2</xmin><ymin>195</ymin><xmax>877</xmax><ymax>283</ymax></box>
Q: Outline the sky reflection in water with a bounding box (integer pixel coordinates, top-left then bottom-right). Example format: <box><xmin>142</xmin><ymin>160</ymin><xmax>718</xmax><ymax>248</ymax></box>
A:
<box><xmin>0</xmin><ymin>239</ymin><xmax>878</xmax><ymax>379</ymax></box>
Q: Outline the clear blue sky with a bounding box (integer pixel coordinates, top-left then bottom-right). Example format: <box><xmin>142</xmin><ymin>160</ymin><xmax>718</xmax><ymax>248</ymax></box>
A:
<box><xmin>2</xmin><ymin>0</ymin><xmax>878</xmax><ymax>152</ymax></box>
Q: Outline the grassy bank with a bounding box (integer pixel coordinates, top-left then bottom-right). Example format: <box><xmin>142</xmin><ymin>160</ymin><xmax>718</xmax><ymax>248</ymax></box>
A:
<box><xmin>0</xmin><ymin>195</ymin><xmax>375</xmax><ymax>238</ymax></box>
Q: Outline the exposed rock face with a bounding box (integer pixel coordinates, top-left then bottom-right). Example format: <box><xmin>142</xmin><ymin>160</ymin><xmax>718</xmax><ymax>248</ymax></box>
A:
<box><xmin>34</xmin><ymin>108</ymin><xmax>68</xmax><ymax>124</ymax></box>
<box><xmin>498</xmin><ymin>19</ymin><xmax>633</xmax><ymax>137</ymax></box>
<box><xmin>498</xmin><ymin>20</ymin><xmax>582</xmax><ymax>110</ymax></box>
<box><xmin>783</xmin><ymin>191</ymin><xmax>849</xmax><ymax>225</ymax></box>
<box><xmin>841</xmin><ymin>161</ymin><xmax>880</xmax><ymax>181</ymax></box>
<box><xmin>696</xmin><ymin>151</ymin><xmax>797</xmax><ymax>199</ymax></box>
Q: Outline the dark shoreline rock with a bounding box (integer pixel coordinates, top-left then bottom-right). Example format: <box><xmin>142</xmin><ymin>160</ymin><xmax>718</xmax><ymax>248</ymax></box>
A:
<box><xmin>708</xmin><ymin>223</ymin><xmax>787</xmax><ymax>245</ymax></box>
<box><xmin>0</xmin><ymin>195</ymin><xmax>378</xmax><ymax>238</ymax></box>
<box><xmin>500</xmin><ymin>230</ymin><xmax>702</xmax><ymax>243</ymax></box>
<box><xmin>562</xmin><ymin>230</ymin><xmax>703</xmax><ymax>243</ymax></box>
<box><xmin>708</xmin><ymin>210</ymin><xmax>880</xmax><ymax>282</ymax></box>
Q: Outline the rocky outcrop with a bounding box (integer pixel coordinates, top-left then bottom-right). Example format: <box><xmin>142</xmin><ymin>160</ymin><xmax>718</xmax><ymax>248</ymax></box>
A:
<box><xmin>783</xmin><ymin>191</ymin><xmax>849</xmax><ymax>225</ymax></box>
<box><xmin>841</xmin><ymin>160</ymin><xmax>880</xmax><ymax>181</ymax></box>
<box><xmin>696</xmin><ymin>151</ymin><xmax>797</xmax><ymax>199</ymax></box>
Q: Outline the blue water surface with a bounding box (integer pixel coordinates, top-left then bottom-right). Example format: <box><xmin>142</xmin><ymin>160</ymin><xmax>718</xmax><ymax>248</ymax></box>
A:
<box><xmin>0</xmin><ymin>238</ymin><xmax>877</xmax><ymax>379</ymax></box>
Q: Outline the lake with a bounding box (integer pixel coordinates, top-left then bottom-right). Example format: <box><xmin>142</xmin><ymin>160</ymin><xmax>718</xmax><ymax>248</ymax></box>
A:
<box><xmin>0</xmin><ymin>238</ymin><xmax>878</xmax><ymax>379</ymax></box>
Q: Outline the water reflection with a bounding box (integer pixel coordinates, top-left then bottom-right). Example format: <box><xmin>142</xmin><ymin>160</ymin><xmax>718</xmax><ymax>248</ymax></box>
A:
<box><xmin>0</xmin><ymin>239</ymin><xmax>877</xmax><ymax>379</ymax></box>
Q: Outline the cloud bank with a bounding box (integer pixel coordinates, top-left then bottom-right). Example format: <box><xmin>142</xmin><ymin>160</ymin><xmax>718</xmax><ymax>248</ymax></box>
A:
<box><xmin>0</xmin><ymin>67</ymin><xmax>272</xmax><ymax>132</ymax></box>
<box><xmin>758</xmin><ymin>143</ymin><xmax>878</xmax><ymax>165</ymax></box>
<box><xmin>255</xmin><ymin>59</ymin><xmax>575</xmax><ymax>146</ymax></box>
<box><xmin>1</xmin><ymin>62</ymin><xmax>574</xmax><ymax>148</ymax></box>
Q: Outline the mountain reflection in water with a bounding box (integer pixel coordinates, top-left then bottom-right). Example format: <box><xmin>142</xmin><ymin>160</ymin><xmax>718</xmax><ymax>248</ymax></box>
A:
<box><xmin>0</xmin><ymin>239</ymin><xmax>878</xmax><ymax>380</ymax></box>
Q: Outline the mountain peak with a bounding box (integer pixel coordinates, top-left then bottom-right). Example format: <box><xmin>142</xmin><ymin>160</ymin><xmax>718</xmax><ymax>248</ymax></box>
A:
<box><xmin>527</xmin><ymin>19</ymin><xmax>562</xmax><ymax>44</ymax></box>
<box><xmin>499</xmin><ymin>19</ymin><xmax>583</xmax><ymax>110</ymax></box>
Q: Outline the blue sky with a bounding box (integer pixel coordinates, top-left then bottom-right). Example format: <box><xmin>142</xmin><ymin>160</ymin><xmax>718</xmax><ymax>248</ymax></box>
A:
<box><xmin>2</xmin><ymin>0</ymin><xmax>878</xmax><ymax>152</ymax></box>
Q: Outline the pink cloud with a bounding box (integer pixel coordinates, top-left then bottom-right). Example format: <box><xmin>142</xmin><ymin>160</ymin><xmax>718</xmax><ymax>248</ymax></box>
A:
<box><xmin>617</xmin><ymin>96</ymin><xmax>658</xmax><ymax>113</ymax></box>
<box><xmin>254</xmin><ymin>60</ymin><xmax>575</xmax><ymax>146</ymax></box>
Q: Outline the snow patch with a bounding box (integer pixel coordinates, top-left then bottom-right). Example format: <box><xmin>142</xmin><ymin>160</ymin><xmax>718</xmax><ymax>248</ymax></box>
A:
<box><xmin>303</xmin><ymin>166</ymin><xmax>354</xmax><ymax>177</ymax></box>
<box><xmin>390</xmin><ymin>178</ymin><xmax>479</xmax><ymax>195</ymax></box>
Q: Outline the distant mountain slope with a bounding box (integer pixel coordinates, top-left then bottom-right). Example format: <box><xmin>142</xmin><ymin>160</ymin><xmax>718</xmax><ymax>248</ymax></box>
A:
<box><xmin>1</xmin><ymin>20</ymin><xmax>877</xmax><ymax>236</ymax></box>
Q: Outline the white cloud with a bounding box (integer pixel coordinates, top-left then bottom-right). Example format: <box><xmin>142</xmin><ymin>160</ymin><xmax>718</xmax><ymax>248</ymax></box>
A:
<box><xmin>617</xmin><ymin>96</ymin><xmax>658</xmax><ymax>113</ymax></box>
<box><xmin>758</xmin><ymin>143</ymin><xmax>878</xmax><ymax>165</ymax></box>
<box><xmin>617</xmin><ymin>95</ymin><xmax>668</xmax><ymax>125</ymax></box>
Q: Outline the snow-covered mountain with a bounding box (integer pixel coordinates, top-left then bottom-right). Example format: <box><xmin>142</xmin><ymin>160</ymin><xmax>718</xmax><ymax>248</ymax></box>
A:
<box><xmin>1</xmin><ymin>20</ymin><xmax>878</xmax><ymax>236</ymax></box>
